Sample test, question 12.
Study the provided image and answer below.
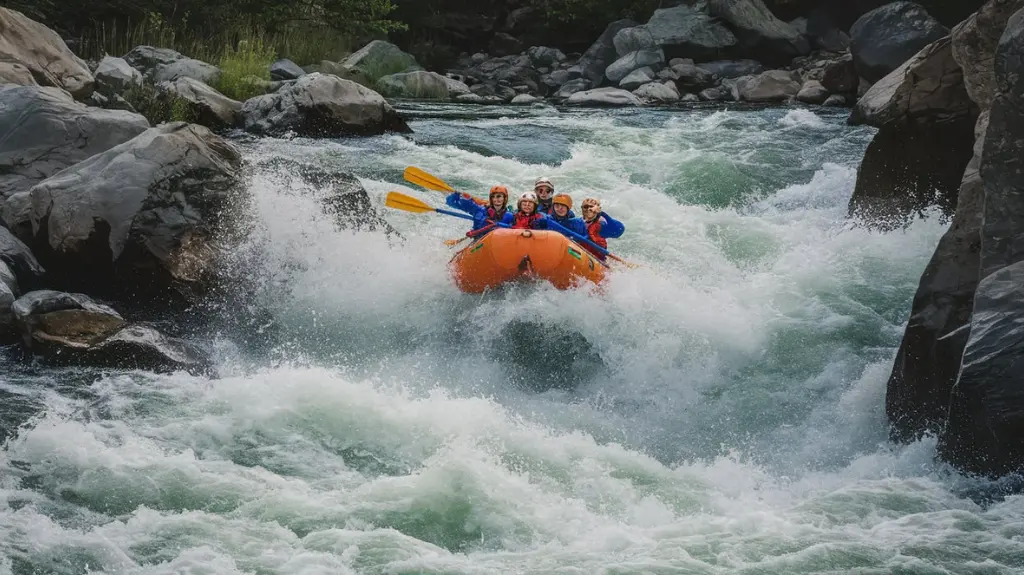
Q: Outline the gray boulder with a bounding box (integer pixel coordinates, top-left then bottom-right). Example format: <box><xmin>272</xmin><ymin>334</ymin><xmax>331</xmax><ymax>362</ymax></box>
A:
<box><xmin>527</xmin><ymin>46</ymin><xmax>566</xmax><ymax>68</ymax></box>
<box><xmin>0</xmin><ymin>7</ymin><xmax>94</xmax><ymax>98</ymax></box>
<box><xmin>937</xmin><ymin>9</ymin><xmax>1024</xmax><ymax>476</ymax></box>
<box><xmin>0</xmin><ymin>85</ymin><xmax>149</xmax><ymax>200</ymax></box>
<box><xmin>0</xmin><ymin>266</ymin><xmax>14</xmax><ymax>342</ymax></box>
<box><xmin>672</xmin><ymin>62</ymin><xmax>718</xmax><ymax>91</ymax></box>
<box><xmin>708</xmin><ymin>0</ymin><xmax>810</xmax><ymax>65</ymax></box>
<box><xmin>0</xmin><ymin>260</ymin><xmax>17</xmax><ymax>295</ymax></box>
<box><xmin>819</xmin><ymin>54</ymin><xmax>859</xmax><ymax>93</ymax></box>
<box><xmin>797</xmin><ymin>80</ymin><xmax>829</xmax><ymax>104</ymax></box>
<box><xmin>441</xmin><ymin>75</ymin><xmax>471</xmax><ymax>97</ymax></box>
<box><xmin>633</xmin><ymin>81</ymin><xmax>680</xmax><ymax>102</ymax></box>
<box><xmin>94</xmin><ymin>56</ymin><xmax>142</xmax><ymax>95</ymax></box>
<box><xmin>157</xmin><ymin>76</ymin><xmax>242</xmax><ymax>129</ymax></box>
<box><xmin>151</xmin><ymin>58</ymin><xmax>221</xmax><ymax>85</ymax></box>
<box><xmin>566</xmin><ymin>87</ymin><xmax>641</xmax><ymax>106</ymax></box>
<box><xmin>511</xmin><ymin>93</ymin><xmax>540</xmax><ymax>105</ymax></box>
<box><xmin>613</xmin><ymin>27</ymin><xmax>658</xmax><ymax>57</ymax></box>
<box><xmin>241</xmin><ymin>73</ymin><xmax>411</xmax><ymax>137</ymax></box>
<box><xmin>619</xmin><ymin>67</ymin><xmax>656</xmax><ymax>90</ymax></box>
<box><xmin>554</xmin><ymin>78</ymin><xmax>591</xmax><ymax>99</ymax></box>
<box><xmin>645</xmin><ymin>5</ymin><xmax>737</xmax><ymax>61</ymax></box>
<box><xmin>736</xmin><ymin>70</ymin><xmax>800</xmax><ymax>101</ymax></box>
<box><xmin>850</xmin><ymin>2</ymin><xmax>950</xmax><ymax>83</ymax></box>
<box><xmin>10</xmin><ymin>289</ymin><xmax>211</xmax><ymax>373</ymax></box>
<box><xmin>577</xmin><ymin>19</ymin><xmax>640</xmax><ymax>86</ymax></box>
<box><xmin>1</xmin><ymin>225</ymin><xmax>44</xmax><ymax>290</ymax></box>
<box><xmin>849</xmin><ymin>36</ymin><xmax>973</xmax><ymax>127</ymax></box>
<box><xmin>342</xmin><ymin>40</ymin><xmax>419</xmax><ymax>78</ymax></box>
<box><xmin>270</xmin><ymin>58</ymin><xmax>305</xmax><ymax>81</ymax></box>
<box><xmin>606</xmin><ymin>49</ymin><xmax>665</xmax><ymax>83</ymax></box>
<box><xmin>823</xmin><ymin>94</ymin><xmax>847</xmax><ymax>106</ymax></box>
<box><xmin>376</xmin><ymin>70</ymin><xmax>451</xmax><ymax>100</ymax></box>
<box><xmin>27</xmin><ymin>123</ymin><xmax>247</xmax><ymax>298</ymax></box>
<box><xmin>951</xmin><ymin>0</ymin><xmax>1024</xmax><ymax>111</ymax></box>
<box><xmin>123</xmin><ymin>46</ymin><xmax>185</xmax><ymax>75</ymax></box>
<box><xmin>697</xmin><ymin>59</ymin><xmax>763</xmax><ymax>79</ymax></box>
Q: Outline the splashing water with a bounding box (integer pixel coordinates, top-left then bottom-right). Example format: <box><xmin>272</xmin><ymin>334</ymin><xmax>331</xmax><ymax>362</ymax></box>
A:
<box><xmin>3</xmin><ymin>104</ymin><xmax>1023</xmax><ymax>574</ymax></box>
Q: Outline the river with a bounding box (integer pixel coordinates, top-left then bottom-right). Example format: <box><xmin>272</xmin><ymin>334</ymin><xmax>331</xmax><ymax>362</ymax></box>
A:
<box><xmin>2</xmin><ymin>102</ymin><xmax>1022</xmax><ymax>574</ymax></box>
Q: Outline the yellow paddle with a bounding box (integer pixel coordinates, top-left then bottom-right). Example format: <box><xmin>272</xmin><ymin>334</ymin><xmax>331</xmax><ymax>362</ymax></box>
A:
<box><xmin>404</xmin><ymin>166</ymin><xmax>489</xmax><ymax>244</ymax></box>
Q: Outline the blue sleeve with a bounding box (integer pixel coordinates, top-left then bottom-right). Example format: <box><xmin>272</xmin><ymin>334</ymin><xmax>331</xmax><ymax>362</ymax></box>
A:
<box><xmin>534</xmin><ymin>214</ymin><xmax>549</xmax><ymax>229</ymax></box>
<box><xmin>500</xmin><ymin>212</ymin><xmax>514</xmax><ymax>226</ymax></box>
<box><xmin>445</xmin><ymin>192</ymin><xmax>483</xmax><ymax>215</ymax></box>
<box><xmin>599</xmin><ymin>212</ymin><xmax>625</xmax><ymax>238</ymax></box>
<box><xmin>564</xmin><ymin>217</ymin><xmax>588</xmax><ymax>237</ymax></box>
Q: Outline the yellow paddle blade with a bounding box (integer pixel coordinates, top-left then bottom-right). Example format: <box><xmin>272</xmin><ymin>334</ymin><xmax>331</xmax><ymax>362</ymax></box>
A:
<box><xmin>404</xmin><ymin>166</ymin><xmax>455</xmax><ymax>193</ymax></box>
<box><xmin>385</xmin><ymin>191</ymin><xmax>436</xmax><ymax>214</ymax></box>
<box><xmin>443</xmin><ymin>237</ymin><xmax>468</xmax><ymax>247</ymax></box>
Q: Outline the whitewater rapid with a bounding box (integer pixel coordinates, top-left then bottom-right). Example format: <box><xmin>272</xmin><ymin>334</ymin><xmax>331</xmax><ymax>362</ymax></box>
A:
<box><xmin>2</xmin><ymin>103</ymin><xmax>1023</xmax><ymax>574</ymax></box>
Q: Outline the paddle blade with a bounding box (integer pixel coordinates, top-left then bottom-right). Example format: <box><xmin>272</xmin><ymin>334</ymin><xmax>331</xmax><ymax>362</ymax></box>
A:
<box><xmin>385</xmin><ymin>191</ymin><xmax>436</xmax><ymax>214</ymax></box>
<box><xmin>404</xmin><ymin>166</ymin><xmax>456</xmax><ymax>193</ymax></box>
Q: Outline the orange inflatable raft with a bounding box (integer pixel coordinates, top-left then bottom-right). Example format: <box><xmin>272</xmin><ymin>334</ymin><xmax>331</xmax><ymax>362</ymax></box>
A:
<box><xmin>449</xmin><ymin>228</ymin><xmax>607</xmax><ymax>293</ymax></box>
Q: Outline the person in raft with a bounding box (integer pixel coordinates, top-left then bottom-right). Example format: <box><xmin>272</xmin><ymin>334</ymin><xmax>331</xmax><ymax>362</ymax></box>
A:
<box><xmin>445</xmin><ymin>185</ymin><xmax>513</xmax><ymax>237</ymax></box>
<box><xmin>534</xmin><ymin>177</ymin><xmax>556</xmax><ymax>214</ymax></box>
<box><xmin>577</xmin><ymin>197</ymin><xmax>625</xmax><ymax>261</ymax></box>
<box><xmin>512</xmin><ymin>191</ymin><xmax>549</xmax><ymax>229</ymax></box>
<box><xmin>548</xmin><ymin>193</ymin><xmax>585</xmax><ymax>235</ymax></box>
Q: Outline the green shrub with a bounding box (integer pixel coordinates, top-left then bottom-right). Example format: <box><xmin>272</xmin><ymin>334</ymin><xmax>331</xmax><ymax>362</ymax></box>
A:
<box><xmin>215</xmin><ymin>33</ymin><xmax>276</xmax><ymax>101</ymax></box>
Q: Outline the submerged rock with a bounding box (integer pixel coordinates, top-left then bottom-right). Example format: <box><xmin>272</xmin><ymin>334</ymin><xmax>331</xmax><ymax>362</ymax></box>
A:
<box><xmin>241</xmin><ymin>73</ymin><xmax>412</xmax><ymax>137</ymax></box>
<box><xmin>10</xmin><ymin>289</ymin><xmax>211</xmax><ymax>374</ymax></box>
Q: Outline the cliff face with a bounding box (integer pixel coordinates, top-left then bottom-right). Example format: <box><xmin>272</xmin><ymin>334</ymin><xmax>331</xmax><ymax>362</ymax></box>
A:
<box><xmin>870</xmin><ymin>0</ymin><xmax>1024</xmax><ymax>477</ymax></box>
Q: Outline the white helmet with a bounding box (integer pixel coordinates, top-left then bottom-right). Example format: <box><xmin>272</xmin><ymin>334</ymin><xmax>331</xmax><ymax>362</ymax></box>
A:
<box><xmin>519</xmin><ymin>191</ymin><xmax>538</xmax><ymax>204</ymax></box>
<box><xmin>534</xmin><ymin>177</ymin><xmax>553</xmax><ymax>190</ymax></box>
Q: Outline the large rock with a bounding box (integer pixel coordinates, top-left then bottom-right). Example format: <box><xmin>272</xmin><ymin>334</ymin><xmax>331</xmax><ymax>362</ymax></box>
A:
<box><xmin>151</xmin><ymin>58</ymin><xmax>221</xmax><ymax>85</ymax></box>
<box><xmin>697</xmin><ymin>59</ymin><xmax>763</xmax><ymax>78</ymax></box>
<box><xmin>0</xmin><ymin>7</ymin><xmax>94</xmax><ymax>98</ymax></box>
<box><xmin>951</xmin><ymin>0</ymin><xmax>1024</xmax><ymax>111</ymax></box>
<box><xmin>1</xmin><ymin>225</ymin><xmax>44</xmax><ymax>290</ymax></box>
<box><xmin>613</xmin><ymin>27</ymin><xmax>658</xmax><ymax>57</ymax></box>
<box><xmin>566</xmin><ymin>87</ymin><xmax>641</xmax><ymax>106</ymax></box>
<box><xmin>886</xmin><ymin>118</ymin><xmax>987</xmax><ymax>444</ymax></box>
<box><xmin>819</xmin><ymin>54</ymin><xmax>860</xmax><ymax>93</ymax></box>
<box><xmin>375</xmin><ymin>70</ymin><xmax>451</xmax><ymax>100</ymax></box>
<box><xmin>526</xmin><ymin>46</ymin><xmax>565</xmax><ymax>68</ymax></box>
<box><xmin>270</xmin><ymin>59</ymin><xmax>305</xmax><ymax>81</ymax></box>
<box><xmin>123</xmin><ymin>46</ymin><xmax>185</xmax><ymax>75</ymax></box>
<box><xmin>0</xmin><ymin>260</ymin><xmax>17</xmax><ymax>295</ymax></box>
<box><xmin>554</xmin><ymin>78</ymin><xmax>591</xmax><ymax>99</ymax></box>
<box><xmin>849</xmin><ymin>37</ymin><xmax>974</xmax><ymax>127</ymax></box>
<box><xmin>645</xmin><ymin>5</ymin><xmax>738</xmax><ymax>61</ymax></box>
<box><xmin>10</xmin><ymin>290</ymin><xmax>211</xmax><ymax>374</ymax></box>
<box><xmin>797</xmin><ymin>80</ymin><xmax>829</xmax><ymax>103</ymax></box>
<box><xmin>934</xmin><ymin>12</ymin><xmax>1024</xmax><ymax>477</ymax></box>
<box><xmin>341</xmin><ymin>40</ymin><xmax>419</xmax><ymax>79</ymax></box>
<box><xmin>0</xmin><ymin>266</ymin><xmax>14</xmax><ymax>342</ymax></box>
<box><xmin>633</xmin><ymin>81</ymin><xmax>681</xmax><ymax>102</ymax></box>
<box><xmin>0</xmin><ymin>85</ymin><xmax>149</xmax><ymax>200</ymax></box>
<box><xmin>672</xmin><ymin>62</ymin><xmax>718</xmax><ymax>91</ymax></box>
<box><xmin>708</xmin><ymin>0</ymin><xmax>810</xmax><ymax>66</ymax></box>
<box><xmin>241</xmin><ymin>73</ymin><xmax>411</xmax><ymax>137</ymax></box>
<box><xmin>847</xmin><ymin>121</ymin><xmax>974</xmax><ymax>225</ymax></box>
<box><xmin>849</xmin><ymin>2</ymin><xmax>949</xmax><ymax>83</ymax></box>
<box><xmin>606</xmin><ymin>49</ymin><xmax>665</xmax><ymax>83</ymax></box>
<box><xmin>577</xmin><ymin>19</ymin><xmax>640</xmax><ymax>86</ymax></box>
<box><xmin>619</xmin><ymin>67</ymin><xmax>656</xmax><ymax>90</ymax></box>
<box><xmin>27</xmin><ymin>123</ymin><xmax>247</xmax><ymax>300</ymax></box>
<box><xmin>94</xmin><ymin>56</ymin><xmax>143</xmax><ymax>95</ymax></box>
<box><xmin>157</xmin><ymin>77</ymin><xmax>242</xmax><ymax>129</ymax></box>
<box><xmin>736</xmin><ymin>70</ymin><xmax>800</xmax><ymax>101</ymax></box>
<box><xmin>0</xmin><ymin>61</ymin><xmax>37</xmax><ymax>86</ymax></box>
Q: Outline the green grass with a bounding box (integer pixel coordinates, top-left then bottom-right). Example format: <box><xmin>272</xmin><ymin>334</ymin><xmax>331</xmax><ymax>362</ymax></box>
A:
<box><xmin>214</xmin><ymin>35</ymin><xmax>276</xmax><ymax>101</ymax></box>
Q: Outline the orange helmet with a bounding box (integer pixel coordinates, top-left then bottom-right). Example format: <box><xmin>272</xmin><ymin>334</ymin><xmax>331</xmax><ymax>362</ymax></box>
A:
<box><xmin>552</xmin><ymin>193</ymin><xmax>573</xmax><ymax>209</ymax></box>
<box><xmin>489</xmin><ymin>185</ymin><xmax>508</xmax><ymax>198</ymax></box>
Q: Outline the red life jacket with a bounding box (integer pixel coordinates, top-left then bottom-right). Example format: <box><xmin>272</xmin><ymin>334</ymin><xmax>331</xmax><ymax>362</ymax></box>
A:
<box><xmin>513</xmin><ymin>211</ymin><xmax>543</xmax><ymax>229</ymax></box>
<box><xmin>486</xmin><ymin>206</ymin><xmax>507</xmax><ymax>220</ymax></box>
<box><xmin>582</xmin><ymin>218</ymin><xmax>608</xmax><ymax>259</ymax></box>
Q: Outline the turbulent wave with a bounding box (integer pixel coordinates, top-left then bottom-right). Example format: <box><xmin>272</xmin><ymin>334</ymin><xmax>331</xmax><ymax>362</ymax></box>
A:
<box><xmin>3</xmin><ymin>104</ymin><xmax>1022</xmax><ymax>574</ymax></box>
